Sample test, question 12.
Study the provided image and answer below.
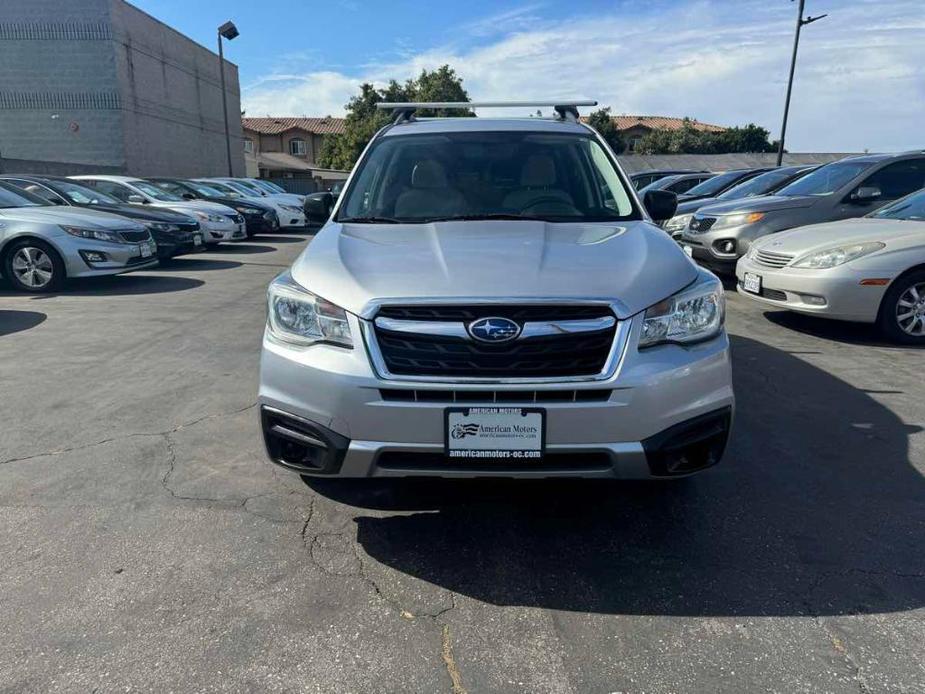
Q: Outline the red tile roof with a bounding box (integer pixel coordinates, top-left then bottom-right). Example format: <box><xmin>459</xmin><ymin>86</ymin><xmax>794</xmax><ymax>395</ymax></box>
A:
<box><xmin>242</xmin><ymin>117</ymin><xmax>346</xmax><ymax>136</ymax></box>
<box><xmin>608</xmin><ymin>115</ymin><xmax>727</xmax><ymax>133</ymax></box>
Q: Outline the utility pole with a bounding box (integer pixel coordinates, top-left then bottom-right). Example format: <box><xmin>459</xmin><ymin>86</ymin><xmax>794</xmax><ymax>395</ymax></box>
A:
<box><xmin>217</xmin><ymin>21</ymin><xmax>239</xmax><ymax>177</ymax></box>
<box><xmin>776</xmin><ymin>0</ymin><xmax>827</xmax><ymax>166</ymax></box>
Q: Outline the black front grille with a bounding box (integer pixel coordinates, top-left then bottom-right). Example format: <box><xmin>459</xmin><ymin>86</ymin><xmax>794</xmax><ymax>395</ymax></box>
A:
<box><xmin>119</xmin><ymin>230</ymin><xmax>150</xmax><ymax>242</ymax></box>
<box><xmin>227</xmin><ymin>213</ymin><xmax>245</xmax><ymax>224</ymax></box>
<box><xmin>689</xmin><ymin>216</ymin><xmax>716</xmax><ymax>233</ymax></box>
<box><xmin>374</xmin><ymin>305</ymin><xmax>616</xmax><ymax>378</ymax></box>
<box><xmin>177</xmin><ymin>222</ymin><xmax>200</xmax><ymax>232</ymax></box>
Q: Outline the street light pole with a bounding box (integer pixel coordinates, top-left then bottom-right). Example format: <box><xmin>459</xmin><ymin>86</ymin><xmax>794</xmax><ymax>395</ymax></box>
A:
<box><xmin>776</xmin><ymin>0</ymin><xmax>826</xmax><ymax>166</ymax></box>
<box><xmin>217</xmin><ymin>21</ymin><xmax>239</xmax><ymax>177</ymax></box>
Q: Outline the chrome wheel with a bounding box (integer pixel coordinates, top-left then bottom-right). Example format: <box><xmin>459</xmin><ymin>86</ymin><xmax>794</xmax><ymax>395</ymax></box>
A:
<box><xmin>11</xmin><ymin>246</ymin><xmax>54</xmax><ymax>289</ymax></box>
<box><xmin>895</xmin><ymin>282</ymin><xmax>925</xmax><ymax>336</ymax></box>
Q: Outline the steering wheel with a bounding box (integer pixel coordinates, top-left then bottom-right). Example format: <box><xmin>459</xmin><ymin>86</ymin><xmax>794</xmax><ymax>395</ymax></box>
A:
<box><xmin>519</xmin><ymin>196</ymin><xmax>581</xmax><ymax>216</ymax></box>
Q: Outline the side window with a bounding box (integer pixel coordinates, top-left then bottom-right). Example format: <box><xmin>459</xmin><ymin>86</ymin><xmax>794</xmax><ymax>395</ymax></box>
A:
<box><xmin>860</xmin><ymin>160</ymin><xmax>925</xmax><ymax>200</ymax></box>
<box><xmin>668</xmin><ymin>178</ymin><xmax>697</xmax><ymax>194</ymax></box>
<box><xmin>22</xmin><ymin>183</ymin><xmax>66</xmax><ymax>204</ymax></box>
<box><xmin>289</xmin><ymin>138</ymin><xmax>306</xmax><ymax>156</ymax></box>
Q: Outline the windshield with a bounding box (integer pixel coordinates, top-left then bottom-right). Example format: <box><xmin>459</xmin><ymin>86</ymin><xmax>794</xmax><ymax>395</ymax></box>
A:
<box><xmin>337</xmin><ymin>130</ymin><xmax>637</xmax><ymax>223</ymax></box>
<box><xmin>132</xmin><ymin>181</ymin><xmax>184</xmax><ymax>202</ymax></box>
<box><xmin>229</xmin><ymin>179</ymin><xmax>265</xmax><ymax>195</ymax></box>
<box><xmin>684</xmin><ymin>170</ymin><xmax>752</xmax><ymax>197</ymax></box>
<box><xmin>870</xmin><ymin>189</ymin><xmax>925</xmax><ymax>221</ymax></box>
<box><xmin>188</xmin><ymin>182</ymin><xmax>225</xmax><ymax>197</ymax></box>
<box><xmin>51</xmin><ymin>179</ymin><xmax>121</xmax><ymax>205</ymax></box>
<box><xmin>776</xmin><ymin>161</ymin><xmax>871</xmax><ymax>197</ymax></box>
<box><xmin>0</xmin><ymin>182</ymin><xmax>48</xmax><ymax>208</ymax></box>
<box><xmin>200</xmin><ymin>180</ymin><xmax>241</xmax><ymax>197</ymax></box>
<box><xmin>255</xmin><ymin>179</ymin><xmax>286</xmax><ymax>194</ymax></box>
<box><xmin>638</xmin><ymin>175</ymin><xmax>683</xmax><ymax>194</ymax></box>
<box><xmin>221</xmin><ymin>180</ymin><xmax>257</xmax><ymax>197</ymax></box>
<box><xmin>717</xmin><ymin>168</ymin><xmax>807</xmax><ymax>200</ymax></box>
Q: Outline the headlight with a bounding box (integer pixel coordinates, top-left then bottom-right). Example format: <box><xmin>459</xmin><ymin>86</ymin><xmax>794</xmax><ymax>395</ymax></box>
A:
<box><xmin>193</xmin><ymin>211</ymin><xmax>227</xmax><ymax>223</ymax></box>
<box><xmin>61</xmin><ymin>225</ymin><xmax>124</xmax><ymax>243</ymax></box>
<box><xmin>281</xmin><ymin>204</ymin><xmax>302</xmax><ymax>212</ymax></box>
<box><xmin>235</xmin><ymin>206</ymin><xmax>260</xmax><ymax>215</ymax></box>
<box><xmin>145</xmin><ymin>221</ymin><xmax>178</xmax><ymax>233</ymax></box>
<box><xmin>711</xmin><ymin>211</ymin><xmax>765</xmax><ymax>230</ymax></box>
<box><xmin>266</xmin><ymin>272</ymin><xmax>353</xmax><ymax>348</ymax></box>
<box><xmin>639</xmin><ymin>274</ymin><xmax>725</xmax><ymax>348</ymax></box>
<box><xmin>663</xmin><ymin>214</ymin><xmax>692</xmax><ymax>232</ymax></box>
<box><xmin>791</xmin><ymin>242</ymin><xmax>884</xmax><ymax>269</ymax></box>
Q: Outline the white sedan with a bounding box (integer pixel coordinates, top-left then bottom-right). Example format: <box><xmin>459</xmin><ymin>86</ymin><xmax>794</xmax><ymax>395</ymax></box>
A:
<box><xmin>736</xmin><ymin>188</ymin><xmax>925</xmax><ymax>344</ymax></box>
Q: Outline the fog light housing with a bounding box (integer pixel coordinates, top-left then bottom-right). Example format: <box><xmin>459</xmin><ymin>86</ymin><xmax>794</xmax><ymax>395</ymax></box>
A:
<box><xmin>80</xmin><ymin>250</ymin><xmax>108</xmax><ymax>264</ymax></box>
<box><xmin>801</xmin><ymin>294</ymin><xmax>826</xmax><ymax>306</ymax></box>
<box><xmin>714</xmin><ymin>239</ymin><xmax>737</xmax><ymax>255</ymax></box>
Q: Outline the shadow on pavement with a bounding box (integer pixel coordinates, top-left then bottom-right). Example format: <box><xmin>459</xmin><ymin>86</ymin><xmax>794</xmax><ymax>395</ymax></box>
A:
<box><xmin>762</xmin><ymin>310</ymin><xmax>905</xmax><ymax>348</ymax></box>
<box><xmin>216</xmin><ymin>244</ymin><xmax>276</xmax><ymax>255</ymax></box>
<box><xmin>0</xmin><ymin>275</ymin><xmax>206</xmax><ymax>298</ymax></box>
<box><xmin>255</xmin><ymin>235</ymin><xmax>307</xmax><ymax>244</ymax></box>
<box><xmin>155</xmin><ymin>258</ymin><xmax>242</xmax><ymax>272</ymax></box>
<box><xmin>0</xmin><ymin>310</ymin><xmax>46</xmax><ymax>336</ymax></box>
<box><xmin>305</xmin><ymin>335</ymin><xmax>925</xmax><ymax>617</ymax></box>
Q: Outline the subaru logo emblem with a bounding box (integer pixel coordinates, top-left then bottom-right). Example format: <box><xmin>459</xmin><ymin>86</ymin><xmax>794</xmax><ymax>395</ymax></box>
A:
<box><xmin>467</xmin><ymin>317</ymin><xmax>521</xmax><ymax>343</ymax></box>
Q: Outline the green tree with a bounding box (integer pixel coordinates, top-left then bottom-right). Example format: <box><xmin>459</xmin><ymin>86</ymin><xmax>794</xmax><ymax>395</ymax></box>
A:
<box><xmin>585</xmin><ymin>107</ymin><xmax>625</xmax><ymax>153</ymax></box>
<box><xmin>635</xmin><ymin>118</ymin><xmax>776</xmax><ymax>155</ymax></box>
<box><xmin>317</xmin><ymin>66</ymin><xmax>473</xmax><ymax>170</ymax></box>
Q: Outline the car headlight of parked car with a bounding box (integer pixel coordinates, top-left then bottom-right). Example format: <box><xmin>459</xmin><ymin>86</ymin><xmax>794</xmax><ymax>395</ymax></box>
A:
<box><xmin>193</xmin><ymin>211</ymin><xmax>228</xmax><ymax>223</ymax></box>
<box><xmin>791</xmin><ymin>242</ymin><xmax>885</xmax><ymax>269</ymax></box>
<box><xmin>61</xmin><ymin>225</ymin><xmax>125</xmax><ymax>244</ymax></box>
<box><xmin>234</xmin><ymin>205</ymin><xmax>261</xmax><ymax>216</ymax></box>
<box><xmin>280</xmin><ymin>204</ymin><xmax>303</xmax><ymax>213</ymax></box>
<box><xmin>267</xmin><ymin>272</ymin><xmax>353</xmax><ymax>348</ymax></box>
<box><xmin>639</xmin><ymin>275</ymin><xmax>725</xmax><ymax>348</ymax></box>
<box><xmin>711</xmin><ymin>211</ymin><xmax>765</xmax><ymax>230</ymax></box>
<box><xmin>663</xmin><ymin>214</ymin><xmax>692</xmax><ymax>232</ymax></box>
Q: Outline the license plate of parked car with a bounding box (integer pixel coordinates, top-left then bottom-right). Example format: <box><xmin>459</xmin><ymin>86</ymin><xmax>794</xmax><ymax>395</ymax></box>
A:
<box><xmin>139</xmin><ymin>243</ymin><xmax>153</xmax><ymax>258</ymax></box>
<box><xmin>743</xmin><ymin>272</ymin><xmax>762</xmax><ymax>294</ymax></box>
<box><xmin>683</xmin><ymin>245</ymin><xmax>694</xmax><ymax>257</ymax></box>
<box><xmin>193</xmin><ymin>234</ymin><xmax>203</xmax><ymax>246</ymax></box>
<box><xmin>446</xmin><ymin>407</ymin><xmax>545</xmax><ymax>459</ymax></box>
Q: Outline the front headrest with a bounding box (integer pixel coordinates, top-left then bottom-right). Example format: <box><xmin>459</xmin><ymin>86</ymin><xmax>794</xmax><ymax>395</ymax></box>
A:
<box><xmin>520</xmin><ymin>155</ymin><xmax>557</xmax><ymax>187</ymax></box>
<box><xmin>411</xmin><ymin>160</ymin><xmax>448</xmax><ymax>189</ymax></box>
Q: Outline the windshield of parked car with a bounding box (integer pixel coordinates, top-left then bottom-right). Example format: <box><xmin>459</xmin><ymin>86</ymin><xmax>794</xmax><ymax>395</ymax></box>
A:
<box><xmin>255</xmin><ymin>179</ymin><xmax>286</xmax><ymax>194</ymax></box>
<box><xmin>337</xmin><ymin>130</ymin><xmax>638</xmax><ymax>223</ymax></box>
<box><xmin>220</xmin><ymin>180</ymin><xmax>258</xmax><ymax>197</ymax></box>
<box><xmin>187</xmin><ymin>182</ymin><xmax>225</xmax><ymax>197</ymax></box>
<box><xmin>200</xmin><ymin>181</ymin><xmax>241</xmax><ymax>197</ymax></box>
<box><xmin>132</xmin><ymin>181</ymin><xmax>184</xmax><ymax>202</ymax></box>
<box><xmin>0</xmin><ymin>182</ymin><xmax>48</xmax><ymax>208</ymax></box>
<box><xmin>638</xmin><ymin>175</ymin><xmax>683</xmax><ymax>195</ymax></box>
<box><xmin>775</xmin><ymin>161</ymin><xmax>871</xmax><ymax>197</ymax></box>
<box><xmin>869</xmin><ymin>189</ymin><xmax>925</xmax><ymax>221</ymax></box>
<box><xmin>684</xmin><ymin>170</ymin><xmax>751</xmax><ymax>197</ymax></box>
<box><xmin>717</xmin><ymin>168</ymin><xmax>807</xmax><ymax>200</ymax></box>
<box><xmin>230</xmin><ymin>180</ymin><xmax>266</xmax><ymax>195</ymax></box>
<box><xmin>51</xmin><ymin>179</ymin><xmax>121</xmax><ymax>205</ymax></box>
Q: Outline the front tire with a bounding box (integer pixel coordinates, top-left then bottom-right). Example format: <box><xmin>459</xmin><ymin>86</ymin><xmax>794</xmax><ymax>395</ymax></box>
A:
<box><xmin>879</xmin><ymin>269</ymin><xmax>925</xmax><ymax>344</ymax></box>
<box><xmin>3</xmin><ymin>239</ymin><xmax>65</xmax><ymax>293</ymax></box>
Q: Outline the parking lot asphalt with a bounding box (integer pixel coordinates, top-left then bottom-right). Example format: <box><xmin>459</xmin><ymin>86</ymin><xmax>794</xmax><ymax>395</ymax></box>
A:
<box><xmin>1</xmin><ymin>234</ymin><xmax>923</xmax><ymax>693</ymax></box>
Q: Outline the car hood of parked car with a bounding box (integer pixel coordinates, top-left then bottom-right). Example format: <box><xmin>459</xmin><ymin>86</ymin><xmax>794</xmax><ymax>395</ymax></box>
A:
<box><xmin>84</xmin><ymin>203</ymin><xmax>197</xmax><ymax>224</ymax></box>
<box><xmin>290</xmin><ymin>220</ymin><xmax>700</xmax><ymax>320</ymax></box>
<box><xmin>674</xmin><ymin>196</ymin><xmax>722</xmax><ymax>216</ymax></box>
<box><xmin>696</xmin><ymin>194</ymin><xmax>820</xmax><ymax>217</ymax></box>
<box><xmin>753</xmin><ymin>217</ymin><xmax>924</xmax><ymax>256</ymax></box>
<box><xmin>153</xmin><ymin>199</ymin><xmax>238</xmax><ymax>215</ymax></box>
<box><xmin>0</xmin><ymin>205</ymin><xmax>145</xmax><ymax>230</ymax></box>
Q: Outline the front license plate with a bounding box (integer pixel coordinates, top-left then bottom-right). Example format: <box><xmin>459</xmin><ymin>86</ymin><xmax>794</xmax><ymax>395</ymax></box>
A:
<box><xmin>445</xmin><ymin>407</ymin><xmax>545</xmax><ymax>459</ymax></box>
<box><xmin>743</xmin><ymin>272</ymin><xmax>762</xmax><ymax>294</ymax></box>
<box><xmin>139</xmin><ymin>243</ymin><xmax>153</xmax><ymax>258</ymax></box>
<box><xmin>683</xmin><ymin>245</ymin><xmax>694</xmax><ymax>257</ymax></box>
<box><xmin>193</xmin><ymin>234</ymin><xmax>203</xmax><ymax>246</ymax></box>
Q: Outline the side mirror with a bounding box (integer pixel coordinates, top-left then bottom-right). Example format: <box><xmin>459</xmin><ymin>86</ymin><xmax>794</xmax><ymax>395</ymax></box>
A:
<box><xmin>850</xmin><ymin>186</ymin><xmax>882</xmax><ymax>204</ymax></box>
<box><xmin>182</xmin><ymin>192</ymin><xmax>196</xmax><ymax>200</ymax></box>
<box><xmin>127</xmin><ymin>194</ymin><xmax>145</xmax><ymax>204</ymax></box>
<box><xmin>643</xmin><ymin>189</ymin><xmax>678</xmax><ymax>222</ymax></box>
<box><xmin>304</xmin><ymin>193</ymin><xmax>333</xmax><ymax>223</ymax></box>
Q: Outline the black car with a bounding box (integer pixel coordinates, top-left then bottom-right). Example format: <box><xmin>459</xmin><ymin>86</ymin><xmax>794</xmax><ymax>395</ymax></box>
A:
<box><xmin>0</xmin><ymin>175</ymin><xmax>204</xmax><ymax>259</ymax></box>
<box><xmin>146</xmin><ymin>178</ymin><xmax>279</xmax><ymax>237</ymax></box>
<box><xmin>637</xmin><ymin>172</ymin><xmax>716</xmax><ymax>196</ymax></box>
<box><xmin>629</xmin><ymin>169</ymin><xmax>709</xmax><ymax>190</ymax></box>
<box><xmin>675</xmin><ymin>167</ymin><xmax>775</xmax><ymax>203</ymax></box>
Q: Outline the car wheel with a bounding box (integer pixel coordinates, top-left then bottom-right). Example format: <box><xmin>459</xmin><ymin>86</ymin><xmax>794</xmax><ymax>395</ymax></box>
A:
<box><xmin>3</xmin><ymin>239</ymin><xmax>65</xmax><ymax>293</ymax></box>
<box><xmin>879</xmin><ymin>270</ymin><xmax>925</xmax><ymax>344</ymax></box>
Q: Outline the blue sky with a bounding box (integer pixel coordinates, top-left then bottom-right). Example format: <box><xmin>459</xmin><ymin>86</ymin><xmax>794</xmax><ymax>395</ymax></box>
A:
<box><xmin>131</xmin><ymin>0</ymin><xmax>924</xmax><ymax>152</ymax></box>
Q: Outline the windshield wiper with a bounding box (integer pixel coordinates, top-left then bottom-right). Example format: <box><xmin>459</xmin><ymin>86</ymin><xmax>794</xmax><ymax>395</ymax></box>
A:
<box><xmin>338</xmin><ymin>216</ymin><xmax>405</xmax><ymax>224</ymax></box>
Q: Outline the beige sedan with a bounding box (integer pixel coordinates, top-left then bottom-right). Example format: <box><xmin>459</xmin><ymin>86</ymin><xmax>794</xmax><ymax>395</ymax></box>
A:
<box><xmin>735</xmin><ymin>189</ymin><xmax>925</xmax><ymax>344</ymax></box>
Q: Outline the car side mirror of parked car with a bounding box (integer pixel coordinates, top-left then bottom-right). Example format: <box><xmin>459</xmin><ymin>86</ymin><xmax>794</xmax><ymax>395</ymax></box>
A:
<box><xmin>850</xmin><ymin>186</ymin><xmax>882</xmax><ymax>204</ymax></box>
<box><xmin>127</xmin><ymin>194</ymin><xmax>145</xmax><ymax>204</ymax></box>
<box><xmin>181</xmin><ymin>193</ymin><xmax>196</xmax><ymax>200</ymax></box>
<box><xmin>643</xmin><ymin>189</ymin><xmax>678</xmax><ymax>222</ymax></box>
<box><xmin>304</xmin><ymin>193</ymin><xmax>333</xmax><ymax>224</ymax></box>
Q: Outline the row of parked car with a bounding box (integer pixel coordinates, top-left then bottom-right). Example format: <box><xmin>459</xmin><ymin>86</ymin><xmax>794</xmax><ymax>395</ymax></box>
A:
<box><xmin>633</xmin><ymin>151</ymin><xmax>925</xmax><ymax>344</ymax></box>
<box><xmin>0</xmin><ymin>175</ymin><xmax>311</xmax><ymax>292</ymax></box>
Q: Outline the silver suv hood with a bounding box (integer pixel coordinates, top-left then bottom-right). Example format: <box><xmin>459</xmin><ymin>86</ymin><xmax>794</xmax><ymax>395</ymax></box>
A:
<box><xmin>291</xmin><ymin>220</ymin><xmax>699</xmax><ymax>319</ymax></box>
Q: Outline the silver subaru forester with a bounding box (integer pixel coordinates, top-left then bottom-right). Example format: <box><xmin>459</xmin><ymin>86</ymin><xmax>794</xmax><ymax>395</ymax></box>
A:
<box><xmin>258</xmin><ymin>102</ymin><xmax>734</xmax><ymax>479</ymax></box>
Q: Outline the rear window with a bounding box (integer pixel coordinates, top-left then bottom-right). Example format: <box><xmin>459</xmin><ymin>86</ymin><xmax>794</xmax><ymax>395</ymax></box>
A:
<box><xmin>337</xmin><ymin>130</ymin><xmax>638</xmax><ymax>223</ymax></box>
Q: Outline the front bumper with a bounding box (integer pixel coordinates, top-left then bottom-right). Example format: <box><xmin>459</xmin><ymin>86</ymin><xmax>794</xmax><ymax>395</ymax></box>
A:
<box><xmin>54</xmin><ymin>235</ymin><xmax>159</xmax><ymax>278</ymax></box>
<box><xmin>278</xmin><ymin>209</ymin><xmax>307</xmax><ymax>228</ymax></box>
<box><xmin>735</xmin><ymin>256</ymin><xmax>888</xmax><ymax>323</ymax></box>
<box><xmin>258</xmin><ymin>314</ymin><xmax>735</xmax><ymax>478</ymax></box>
<box><xmin>201</xmin><ymin>219</ymin><xmax>247</xmax><ymax>243</ymax></box>
<box><xmin>679</xmin><ymin>238</ymin><xmax>738</xmax><ymax>274</ymax></box>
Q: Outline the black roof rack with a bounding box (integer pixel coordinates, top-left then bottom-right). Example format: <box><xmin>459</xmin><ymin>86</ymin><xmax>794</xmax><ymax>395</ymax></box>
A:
<box><xmin>375</xmin><ymin>100</ymin><xmax>598</xmax><ymax>124</ymax></box>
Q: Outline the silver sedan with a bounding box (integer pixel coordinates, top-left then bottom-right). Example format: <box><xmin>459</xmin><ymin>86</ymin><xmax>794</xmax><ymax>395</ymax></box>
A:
<box><xmin>735</xmin><ymin>188</ymin><xmax>925</xmax><ymax>343</ymax></box>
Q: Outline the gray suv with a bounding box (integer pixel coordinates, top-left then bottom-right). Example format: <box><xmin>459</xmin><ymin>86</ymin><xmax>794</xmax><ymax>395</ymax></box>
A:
<box><xmin>258</xmin><ymin>102</ymin><xmax>734</xmax><ymax>480</ymax></box>
<box><xmin>680</xmin><ymin>152</ymin><xmax>925</xmax><ymax>273</ymax></box>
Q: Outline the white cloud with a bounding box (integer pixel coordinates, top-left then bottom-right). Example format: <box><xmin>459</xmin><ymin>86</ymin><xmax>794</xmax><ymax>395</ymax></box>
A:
<box><xmin>241</xmin><ymin>0</ymin><xmax>925</xmax><ymax>151</ymax></box>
